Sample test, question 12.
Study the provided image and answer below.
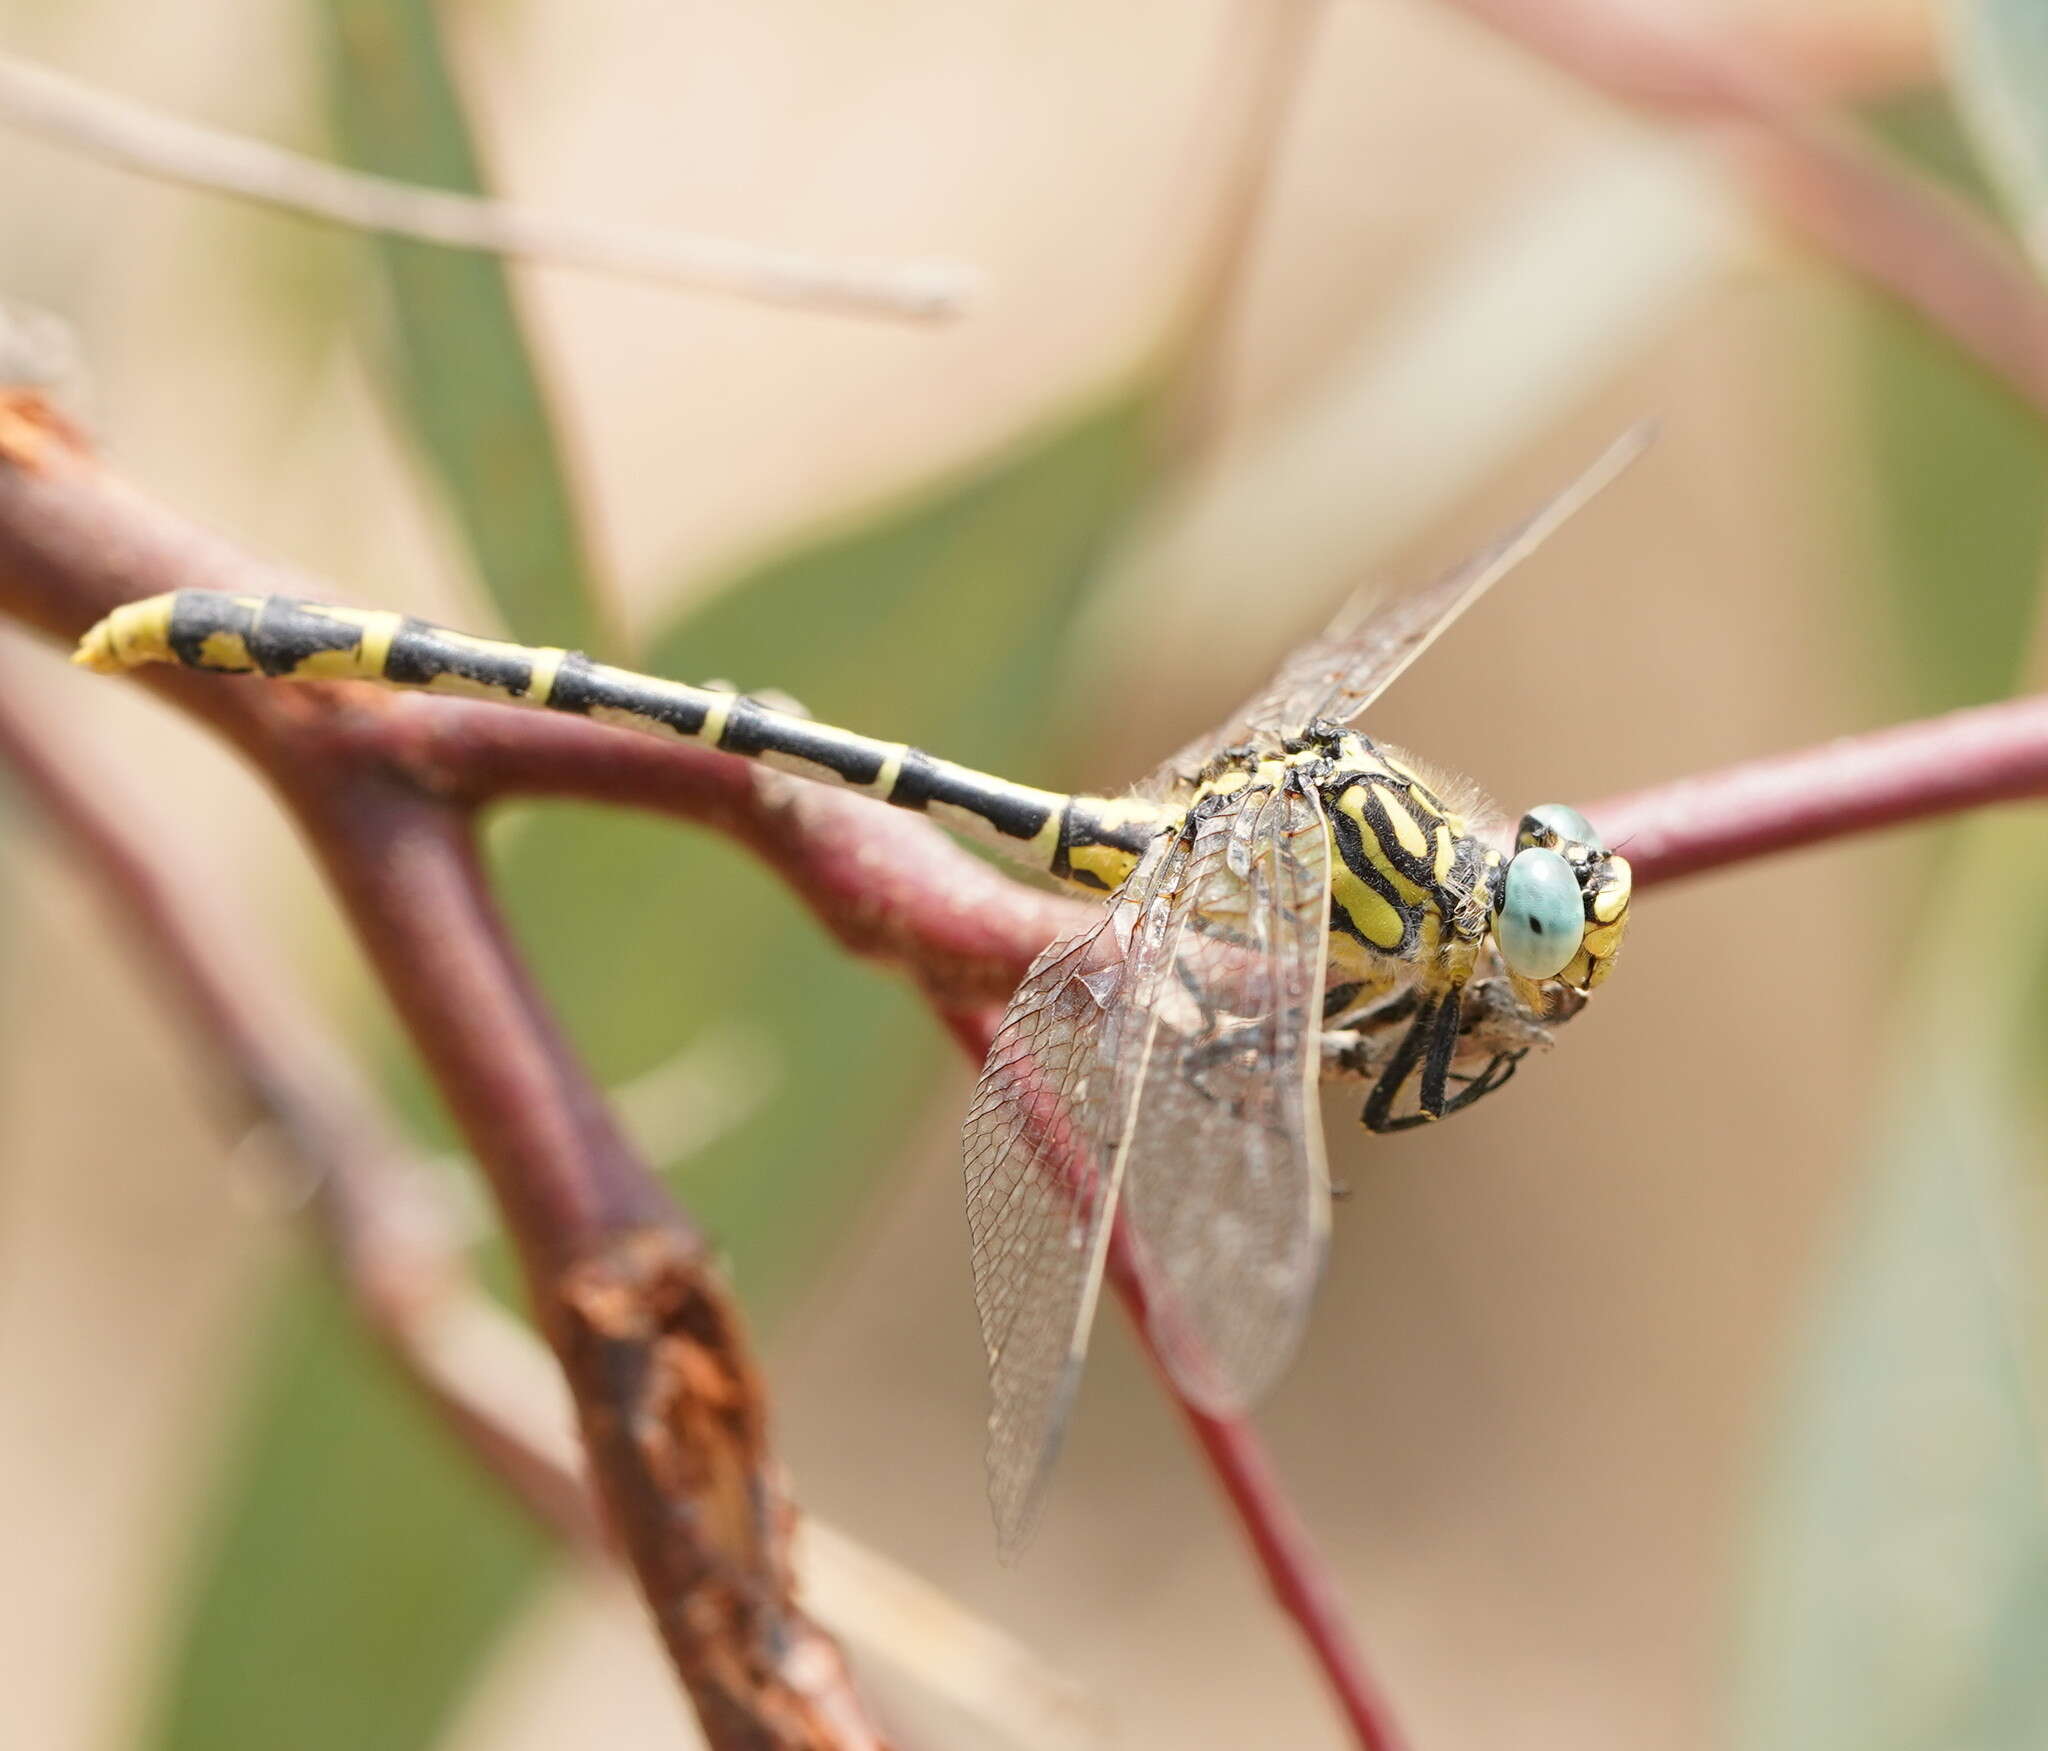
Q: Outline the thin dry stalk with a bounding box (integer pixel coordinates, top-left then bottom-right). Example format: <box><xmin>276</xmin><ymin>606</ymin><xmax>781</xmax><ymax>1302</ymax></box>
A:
<box><xmin>0</xmin><ymin>53</ymin><xmax>976</xmax><ymax>324</ymax></box>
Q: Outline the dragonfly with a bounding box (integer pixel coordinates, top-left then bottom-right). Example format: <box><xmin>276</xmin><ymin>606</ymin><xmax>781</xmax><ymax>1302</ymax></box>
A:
<box><xmin>73</xmin><ymin>430</ymin><xmax>1641</xmax><ymax>1552</ymax></box>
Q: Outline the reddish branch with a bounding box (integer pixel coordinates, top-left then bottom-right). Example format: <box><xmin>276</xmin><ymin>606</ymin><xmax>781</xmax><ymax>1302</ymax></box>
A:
<box><xmin>408</xmin><ymin>700</ymin><xmax>1083</xmax><ymax>1010</ymax></box>
<box><xmin>1108</xmin><ymin>1231</ymin><xmax>1407</xmax><ymax>1751</ymax></box>
<box><xmin>8</xmin><ymin>395</ymin><xmax>2048</xmax><ymax>1749</ymax></box>
<box><xmin>1441</xmin><ymin>0</ymin><xmax>2048</xmax><ymax>423</ymax></box>
<box><xmin>427</xmin><ymin>677</ymin><xmax>2048</xmax><ymax>917</ymax></box>
<box><xmin>1589</xmin><ymin>695</ymin><xmax>2048</xmax><ymax>884</ymax></box>
<box><xmin>0</xmin><ymin>402</ymin><xmax>881</xmax><ymax>1751</ymax></box>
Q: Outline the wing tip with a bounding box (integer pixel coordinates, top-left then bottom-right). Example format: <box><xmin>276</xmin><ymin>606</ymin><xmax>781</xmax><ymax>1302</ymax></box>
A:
<box><xmin>984</xmin><ymin>1344</ymin><xmax>1091</xmax><ymax>1561</ymax></box>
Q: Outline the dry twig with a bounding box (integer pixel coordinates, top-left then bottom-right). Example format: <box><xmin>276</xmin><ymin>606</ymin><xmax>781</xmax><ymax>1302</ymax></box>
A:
<box><xmin>0</xmin><ymin>53</ymin><xmax>976</xmax><ymax>325</ymax></box>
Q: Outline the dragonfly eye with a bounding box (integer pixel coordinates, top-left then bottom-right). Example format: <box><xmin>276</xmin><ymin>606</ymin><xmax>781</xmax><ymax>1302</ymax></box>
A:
<box><xmin>1496</xmin><ymin>846</ymin><xmax>1585</xmax><ymax>981</ymax></box>
<box><xmin>1517</xmin><ymin>802</ymin><xmax>1603</xmax><ymax>854</ymax></box>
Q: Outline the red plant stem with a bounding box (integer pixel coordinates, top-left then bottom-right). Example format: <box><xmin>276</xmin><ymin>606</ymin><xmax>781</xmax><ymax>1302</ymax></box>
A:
<box><xmin>1587</xmin><ymin>694</ymin><xmax>2048</xmax><ymax>886</ymax></box>
<box><xmin>275</xmin><ymin>768</ymin><xmax>884</xmax><ymax>1750</ymax></box>
<box><xmin>1439</xmin><ymin>0</ymin><xmax>1830</xmax><ymax>113</ymax></box>
<box><xmin>295</xmin><ymin>768</ymin><xmax>672</xmax><ymax>1254</ymax></box>
<box><xmin>0</xmin><ymin>686</ymin><xmax>285</xmax><ymax>1126</ymax></box>
<box><xmin>939</xmin><ymin>1002</ymin><xmax>1408</xmax><ymax>1751</ymax></box>
<box><xmin>1110</xmin><ymin>1242</ymin><xmax>1409</xmax><ymax>1751</ymax></box>
<box><xmin>1732</xmin><ymin>130</ymin><xmax>2048</xmax><ymax>419</ymax></box>
<box><xmin>408</xmin><ymin>698</ymin><xmax>1084</xmax><ymax>1009</ymax></box>
<box><xmin>454</xmin><ymin>690</ymin><xmax>2048</xmax><ymax>971</ymax></box>
<box><xmin>1440</xmin><ymin>0</ymin><xmax>2048</xmax><ymax>422</ymax></box>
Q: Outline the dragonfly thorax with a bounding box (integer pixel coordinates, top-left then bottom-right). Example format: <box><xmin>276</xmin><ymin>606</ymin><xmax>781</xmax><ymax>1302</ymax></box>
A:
<box><xmin>1182</xmin><ymin>724</ymin><xmax>1633</xmax><ymax>1028</ymax></box>
<box><xmin>1271</xmin><ymin>728</ymin><xmax>1497</xmax><ymax>981</ymax></box>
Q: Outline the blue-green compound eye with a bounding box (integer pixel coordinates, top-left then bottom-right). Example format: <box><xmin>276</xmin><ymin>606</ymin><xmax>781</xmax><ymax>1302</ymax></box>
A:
<box><xmin>1498</xmin><ymin>847</ymin><xmax>1585</xmax><ymax>980</ymax></box>
<box><xmin>1522</xmin><ymin>802</ymin><xmax>1604</xmax><ymax>852</ymax></box>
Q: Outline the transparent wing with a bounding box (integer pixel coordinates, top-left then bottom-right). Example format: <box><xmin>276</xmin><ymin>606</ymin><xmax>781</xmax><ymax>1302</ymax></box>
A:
<box><xmin>1141</xmin><ymin>427</ymin><xmax>1649</xmax><ymax>795</ymax></box>
<box><xmin>1119</xmin><ymin>771</ymin><xmax>1334</xmax><ymax>1412</ymax></box>
<box><xmin>961</xmin><ymin>825</ymin><xmax>1196</xmax><ymax>1554</ymax></box>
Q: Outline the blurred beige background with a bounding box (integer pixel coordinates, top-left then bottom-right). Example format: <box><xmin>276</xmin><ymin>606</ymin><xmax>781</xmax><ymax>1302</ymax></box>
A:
<box><xmin>0</xmin><ymin>2</ymin><xmax>1950</xmax><ymax>1748</ymax></box>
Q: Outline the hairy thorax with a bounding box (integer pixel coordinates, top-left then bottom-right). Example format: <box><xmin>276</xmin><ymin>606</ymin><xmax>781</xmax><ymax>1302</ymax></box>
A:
<box><xmin>1190</xmin><ymin>728</ymin><xmax>1503</xmax><ymax>1005</ymax></box>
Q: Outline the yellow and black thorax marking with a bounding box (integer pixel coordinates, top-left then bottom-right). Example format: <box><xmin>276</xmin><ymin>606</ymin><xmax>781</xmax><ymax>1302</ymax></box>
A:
<box><xmin>75</xmin><ymin>591</ymin><xmax>1170</xmax><ymax>890</ymax></box>
<box><xmin>1307</xmin><ymin>733</ymin><xmax>1497</xmax><ymax>978</ymax></box>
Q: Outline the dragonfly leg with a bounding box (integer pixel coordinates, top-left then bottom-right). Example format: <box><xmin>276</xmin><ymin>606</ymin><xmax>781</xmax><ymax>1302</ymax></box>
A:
<box><xmin>1438</xmin><ymin>1047</ymin><xmax>1524</xmax><ymax>1113</ymax></box>
<box><xmin>1359</xmin><ymin>975</ymin><xmax>1543</xmax><ymax>1132</ymax></box>
<box><xmin>1416</xmin><ymin>987</ymin><xmax>1464</xmax><ymax>1116</ymax></box>
<box><xmin>1320</xmin><ymin>984</ymin><xmax>1414</xmax><ymax>1081</ymax></box>
<box><xmin>1360</xmin><ymin>992</ymin><xmax>1453</xmax><ymax>1132</ymax></box>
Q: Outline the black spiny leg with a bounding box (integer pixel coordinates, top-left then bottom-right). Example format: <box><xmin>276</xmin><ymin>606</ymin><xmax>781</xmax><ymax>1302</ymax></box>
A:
<box><xmin>1416</xmin><ymin>988</ymin><xmax>1462</xmax><ymax>1117</ymax></box>
<box><xmin>1442</xmin><ymin>1048</ymin><xmax>1523</xmax><ymax>1113</ymax></box>
<box><xmin>1362</xmin><ymin>986</ymin><xmax>1516</xmax><ymax>1133</ymax></box>
<box><xmin>1362</xmin><ymin>995</ymin><xmax>1440</xmax><ymax>1132</ymax></box>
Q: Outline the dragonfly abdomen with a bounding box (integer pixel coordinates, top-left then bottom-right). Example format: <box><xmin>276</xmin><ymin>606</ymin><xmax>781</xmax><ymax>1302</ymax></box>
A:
<box><xmin>75</xmin><ymin>590</ymin><xmax>1167</xmax><ymax>887</ymax></box>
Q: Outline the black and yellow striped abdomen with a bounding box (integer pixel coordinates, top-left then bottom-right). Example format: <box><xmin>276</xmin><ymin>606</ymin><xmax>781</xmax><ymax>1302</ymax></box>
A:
<box><xmin>75</xmin><ymin>591</ymin><xmax>1168</xmax><ymax>890</ymax></box>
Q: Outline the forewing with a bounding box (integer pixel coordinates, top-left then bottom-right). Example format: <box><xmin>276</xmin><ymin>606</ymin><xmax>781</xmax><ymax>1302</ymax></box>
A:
<box><xmin>961</xmin><ymin>827</ymin><xmax>1192</xmax><ymax>1553</ymax></box>
<box><xmin>1120</xmin><ymin>772</ymin><xmax>1334</xmax><ymax>1412</ymax></box>
<box><xmin>1140</xmin><ymin>427</ymin><xmax>1648</xmax><ymax>793</ymax></box>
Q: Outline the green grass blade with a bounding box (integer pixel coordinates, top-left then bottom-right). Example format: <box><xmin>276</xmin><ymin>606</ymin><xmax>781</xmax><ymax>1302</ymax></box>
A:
<box><xmin>146</xmin><ymin>1267</ymin><xmax>547</xmax><ymax>1751</ymax></box>
<box><xmin>318</xmin><ymin>0</ymin><xmax>609</xmax><ymax>651</ymax></box>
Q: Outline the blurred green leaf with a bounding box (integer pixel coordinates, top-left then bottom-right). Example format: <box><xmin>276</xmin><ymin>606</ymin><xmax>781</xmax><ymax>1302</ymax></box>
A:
<box><xmin>146</xmin><ymin>387</ymin><xmax>1162</xmax><ymax>1751</ymax></box>
<box><xmin>148</xmin><ymin>1264</ymin><xmax>546</xmax><ymax>1751</ymax></box>
<box><xmin>1950</xmin><ymin>0</ymin><xmax>2048</xmax><ymax>275</ymax></box>
<box><xmin>1854</xmin><ymin>97</ymin><xmax>2048</xmax><ymax>1051</ymax></box>
<box><xmin>318</xmin><ymin>0</ymin><xmax>610</xmax><ymax>651</ymax></box>
<box><xmin>1733</xmin><ymin>106</ymin><xmax>2048</xmax><ymax>1748</ymax></box>
<box><xmin>1868</xmin><ymin>91</ymin><xmax>2005</xmax><ymax>216</ymax></box>
<box><xmin>144</xmin><ymin>19</ymin><xmax>613</xmax><ymax>1733</ymax></box>
<box><xmin>1730</xmin><ymin>1095</ymin><xmax>2048</xmax><ymax>1748</ymax></box>
<box><xmin>1856</xmin><ymin>302</ymin><xmax>2048</xmax><ymax>715</ymax></box>
<box><xmin>1729</xmin><ymin>817</ymin><xmax>2048</xmax><ymax>1751</ymax></box>
<box><xmin>1857</xmin><ymin>97</ymin><xmax>2048</xmax><ymax>715</ymax></box>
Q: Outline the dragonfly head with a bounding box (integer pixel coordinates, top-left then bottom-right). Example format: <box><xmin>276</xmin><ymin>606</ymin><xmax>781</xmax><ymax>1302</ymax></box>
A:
<box><xmin>1491</xmin><ymin>803</ymin><xmax>1631</xmax><ymax>1005</ymax></box>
